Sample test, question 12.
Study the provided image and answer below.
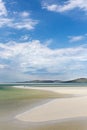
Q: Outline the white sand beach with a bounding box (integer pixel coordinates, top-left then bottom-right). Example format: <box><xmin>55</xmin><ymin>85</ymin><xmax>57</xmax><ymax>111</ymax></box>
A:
<box><xmin>15</xmin><ymin>86</ymin><xmax>87</xmax><ymax>122</ymax></box>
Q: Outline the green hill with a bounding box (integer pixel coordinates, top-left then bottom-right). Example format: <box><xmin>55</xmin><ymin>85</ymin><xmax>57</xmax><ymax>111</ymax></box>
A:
<box><xmin>17</xmin><ymin>78</ymin><xmax>87</xmax><ymax>83</ymax></box>
<box><xmin>64</xmin><ymin>78</ymin><xmax>87</xmax><ymax>83</ymax></box>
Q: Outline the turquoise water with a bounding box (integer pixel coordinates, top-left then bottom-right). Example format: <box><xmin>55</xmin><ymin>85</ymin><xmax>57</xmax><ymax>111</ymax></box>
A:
<box><xmin>0</xmin><ymin>83</ymin><xmax>87</xmax><ymax>87</ymax></box>
<box><xmin>27</xmin><ymin>83</ymin><xmax>87</xmax><ymax>87</ymax></box>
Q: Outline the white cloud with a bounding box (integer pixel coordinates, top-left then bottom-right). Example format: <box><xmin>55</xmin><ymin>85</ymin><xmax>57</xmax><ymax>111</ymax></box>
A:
<box><xmin>0</xmin><ymin>0</ymin><xmax>7</xmax><ymax>16</ymax></box>
<box><xmin>20</xmin><ymin>35</ymin><xmax>30</xmax><ymax>41</ymax></box>
<box><xmin>0</xmin><ymin>0</ymin><xmax>38</xmax><ymax>30</ymax></box>
<box><xmin>20</xmin><ymin>11</ymin><xmax>30</xmax><ymax>17</ymax></box>
<box><xmin>0</xmin><ymin>64</ymin><xmax>7</xmax><ymax>69</ymax></box>
<box><xmin>9</xmin><ymin>18</ymin><xmax>38</xmax><ymax>30</ymax></box>
<box><xmin>68</xmin><ymin>35</ymin><xmax>85</xmax><ymax>42</ymax></box>
<box><xmin>0</xmin><ymin>40</ymin><xmax>87</xmax><ymax>81</ymax></box>
<box><xmin>0</xmin><ymin>14</ymin><xmax>38</xmax><ymax>30</ymax></box>
<box><xmin>44</xmin><ymin>39</ymin><xmax>53</xmax><ymax>46</ymax></box>
<box><xmin>0</xmin><ymin>17</ymin><xmax>13</xmax><ymax>27</ymax></box>
<box><xmin>43</xmin><ymin>0</ymin><xmax>87</xmax><ymax>13</ymax></box>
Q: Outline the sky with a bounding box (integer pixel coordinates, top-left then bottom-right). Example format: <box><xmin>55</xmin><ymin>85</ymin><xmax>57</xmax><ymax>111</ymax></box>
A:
<box><xmin>0</xmin><ymin>0</ymin><xmax>87</xmax><ymax>82</ymax></box>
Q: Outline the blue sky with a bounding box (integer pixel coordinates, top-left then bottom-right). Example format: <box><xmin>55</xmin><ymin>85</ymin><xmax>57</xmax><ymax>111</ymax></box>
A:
<box><xmin>0</xmin><ymin>0</ymin><xmax>87</xmax><ymax>82</ymax></box>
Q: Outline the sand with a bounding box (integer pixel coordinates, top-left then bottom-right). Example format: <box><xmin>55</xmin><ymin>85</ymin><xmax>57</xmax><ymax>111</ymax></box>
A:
<box><xmin>15</xmin><ymin>86</ymin><xmax>87</xmax><ymax>122</ymax></box>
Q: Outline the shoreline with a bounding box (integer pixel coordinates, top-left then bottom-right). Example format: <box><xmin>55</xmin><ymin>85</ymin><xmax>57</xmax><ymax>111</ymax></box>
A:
<box><xmin>14</xmin><ymin>86</ymin><xmax>87</xmax><ymax>97</ymax></box>
<box><xmin>14</xmin><ymin>86</ymin><xmax>87</xmax><ymax>123</ymax></box>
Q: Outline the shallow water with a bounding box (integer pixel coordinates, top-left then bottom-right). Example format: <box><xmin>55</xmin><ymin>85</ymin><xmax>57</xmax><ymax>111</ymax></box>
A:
<box><xmin>1</xmin><ymin>82</ymin><xmax>87</xmax><ymax>87</ymax></box>
<box><xmin>1</xmin><ymin>85</ymin><xmax>87</xmax><ymax>130</ymax></box>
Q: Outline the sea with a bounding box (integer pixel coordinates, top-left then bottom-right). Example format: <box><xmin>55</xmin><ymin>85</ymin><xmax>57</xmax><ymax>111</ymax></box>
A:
<box><xmin>0</xmin><ymin>82</ymin><xmax>87</xmax><ymax>87</ymax></box>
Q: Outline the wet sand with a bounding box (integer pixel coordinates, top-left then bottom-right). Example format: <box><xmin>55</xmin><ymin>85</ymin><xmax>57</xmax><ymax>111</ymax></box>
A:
<box><xmin>15</xmin><ymin>86</ymin><xmax>87</xmax><ymax>123</ymax></box>
<box><xmin>14</xmin><ymin>86</ymin><xmax>87</xmax><ymax>95</ymax></box>
<box><xmin>1</xmin><ymin>86</ymin><xmax>87</xmax><ymax>130</ymax></box>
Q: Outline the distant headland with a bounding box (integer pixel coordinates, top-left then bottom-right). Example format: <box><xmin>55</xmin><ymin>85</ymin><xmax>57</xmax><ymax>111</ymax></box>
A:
<box><xmin>17</xmin><ymin>78</ymin><xmax>87</xmax><ymax>83</ymax></box>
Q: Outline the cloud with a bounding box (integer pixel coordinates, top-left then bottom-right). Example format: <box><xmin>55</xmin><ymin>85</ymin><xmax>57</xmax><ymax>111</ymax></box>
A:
<box><xmin>20</xmin><ymin>11</ymin><xmax>30</xmax><ymax>17</ymax></box>
<box><xmin>20</xmin><ymin>35</ymin><xmax>30</xmax><ymax>41</ymax></box>
<box><xmin>0</xmin><ymin>0</ymin><xmax>7</xmax><ymax>16</ymax></box>
<box><xmin>0</xmin><ymin>14</ymin><xmax>38</xmax><ymax>30</ymax></box>
<box><xmin>0</xmin><ymin>64</ymin><xmax>7</xmax><ymax>69</ymax></box>
<box><xmin>9</xmin><ymin>17</ymin><xmax>38</xmax><ymax>30</ymax></box>
<box><xmin>0</xmin><ymin>0</ymin><xmax>38</xmax><ymax>30</ymax></box>
<box><xmin>0</xmin><ymin>17</ymin><xmax>12</xmax><ymax>27</ymax></box>
<box><xmin>0</xmin><ymin>40</ymin><xmax>87</xmax><ymax>81</ymax></box>
<box><xmin>68</xmin><ymin>35</ymin><xmax>85</xmax><ymax>42</ymax></box>
<box><xmin>42</xmin><ymin>0</ymin><xmax>87</xmax><ymax>13</ymax></box>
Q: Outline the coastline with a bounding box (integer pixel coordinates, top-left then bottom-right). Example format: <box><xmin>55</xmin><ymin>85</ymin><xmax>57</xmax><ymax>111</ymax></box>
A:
<box><xmin>13</xmin><ymin>86</ymin><xmax>87</xmax><ymax>95</ymax></box>
<box><xmin>14</xmin><ymin>86</ymin><xmax>87</xmax><ymax>123</ymax></box>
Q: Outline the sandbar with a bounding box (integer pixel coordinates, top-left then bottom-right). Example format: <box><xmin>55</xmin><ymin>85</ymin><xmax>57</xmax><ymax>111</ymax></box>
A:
<box><xmin>15</xmin><ymin>86</ymin><xmax>87</xmax><ymax>122</ymax></box>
